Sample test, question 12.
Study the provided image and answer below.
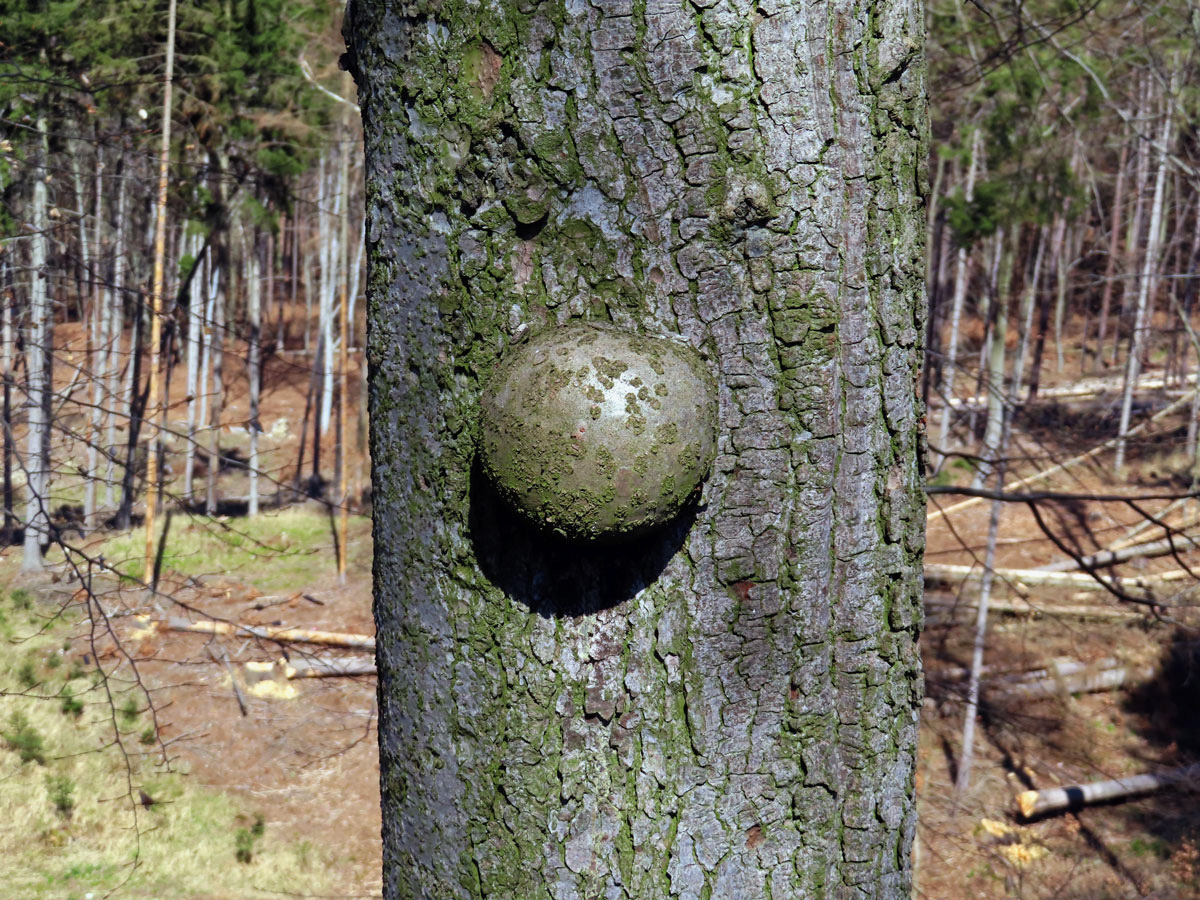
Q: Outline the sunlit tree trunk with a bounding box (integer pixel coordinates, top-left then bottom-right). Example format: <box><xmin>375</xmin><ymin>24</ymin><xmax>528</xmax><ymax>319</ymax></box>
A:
<box><xmin>935</xmin><ymin>128</ymin><xmax>981</xmax><ymax>464</ymax></box>
<box><xmin>348</xmin><ymin>0</ymin><xmax>928</xmax><ymax>894</ymax></box>
<box><xmin>1115</xmin><ymin>106</ymin><xmax>1173</xmax><ymax>475</ymax></box>
<box><xmin>23</xmin><ymin>116</ymin><xmax>51</xmax><ymax>571</ymax></box>
<box><xmin>206</xmin><ymin>258</ymin><xmax>225</xmax><ymax>516</ymax></box>
<box><xmin>247</xmin><ymin>230</ymin><xmax>261</xmax><ymax>517</ymax></box>
<box><xmin>972</xmin><ymin>230</ymin><xmax>1014</xmax><ymax>490</ymax></box>
<box><xmin>184</xmin><ymin>227</ymin><xmax>204</xmax><ymax>503</ymax></box>
<box><xmin>1</xmin><ymin>263</ymin><xmax>13</xmax><ymax>545</ymax></box>
<box><xmin>1094</xmin><ymin>140</ymin><xmax>1128</xmax><ymax>371</ymax></box>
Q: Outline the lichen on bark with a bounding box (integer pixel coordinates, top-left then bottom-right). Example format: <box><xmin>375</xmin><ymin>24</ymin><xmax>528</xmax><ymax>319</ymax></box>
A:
<box><xmin>346</xmin><ymin>0</ymin><xmax>927</xmax><ymax>892</ymax></box>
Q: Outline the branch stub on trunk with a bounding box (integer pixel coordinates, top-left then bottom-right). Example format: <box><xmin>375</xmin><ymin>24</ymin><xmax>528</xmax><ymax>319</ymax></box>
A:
<box><xmin>479</xmin><ymin>322</ymin><xmax>717</xmax><ymax>542</ymax></box>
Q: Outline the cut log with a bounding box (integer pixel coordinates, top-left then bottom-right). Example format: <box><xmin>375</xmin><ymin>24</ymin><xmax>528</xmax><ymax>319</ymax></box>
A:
<box><xmin>244</xmin><ymin>657</ymin><xmax>377</xmax><ymax>680</ymax></box>
<box><xmin>1017</xmin><ymin>765</ymin><xmax>1200</xmax><ymax>818</ymax></box>
<box><xmin>286</xmin><ymin>658</ymin><xmax>377</xmax><ymax>678</ymax></box>
<box><xmin>167</xmin><ymin>617</ymin><xmax>376</xmax><ymax>650</ymax></box>
<box><xmin>1110</xmin><ymin>497</ymin><xmax>1195</xmax><ymax>550</ymax></box>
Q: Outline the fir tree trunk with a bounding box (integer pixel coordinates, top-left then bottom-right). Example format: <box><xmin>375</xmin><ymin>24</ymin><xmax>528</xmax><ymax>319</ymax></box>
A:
<box><xmin>348</xmin><ymin>0</ymin><xmax>926</xmax><ymax>894</ymax></box>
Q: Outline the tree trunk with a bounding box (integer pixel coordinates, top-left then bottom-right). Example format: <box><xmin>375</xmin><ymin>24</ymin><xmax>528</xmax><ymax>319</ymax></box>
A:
<box><xmin>1</xmin><ymin>264</ymin><xmax>13</xmax><ymax>545</ymax></box>
<box><xmin>1115</xmin><ymin>106</ymin><xmax>1173</xmax><ymax>475</ymax></box>
<box><xmin>1093</xmin><ymin>142</ymin><xmax>1128</xmax><ymax>370</ymax></box>
<box><xmin>206</xmin><ymin>261</ymin><xmax>225</xmax><ymax>516</ymax></box>
<box><xmin>184</xmin><ymin>228</ymin><xmax>204</xmax><ymax>502</ymax></box>
<box><xmin>347</xmin><ymin>0</ymin><xmax>927</xmax><ymax>895</ymax></box>
<box><xmin>935</xmin><ymin>128</ymin><xmax>981</xmax><ymax>463</ymax></box>
<box><xmin>24</xmin><ymin>116</ymin><xmax>51</xmax><ymax>571</ymax></box>
<box><xmin>972</xmin><ymin>230</ymin><xmax>1014</xmax><ymax>489</ymax></box>
<box><xmin>247</xmin><ymin>230</ymin><xmax>261</xmax><ymax>517</ymax></box>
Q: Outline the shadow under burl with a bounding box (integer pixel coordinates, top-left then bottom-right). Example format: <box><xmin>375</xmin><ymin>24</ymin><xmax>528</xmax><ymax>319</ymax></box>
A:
<box><xmin>468</xmin><ymin>461</ymin><xmax>696</xmax><ymax>618</ymax></box>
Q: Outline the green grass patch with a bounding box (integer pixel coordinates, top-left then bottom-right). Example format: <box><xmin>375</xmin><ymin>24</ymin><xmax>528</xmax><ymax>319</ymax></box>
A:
<box><xmin>0</xmin><ymin>587</ymin><xmax>335</xmax><ymax>899</ymax></box>
<box><xmin>79</xmin><ymin>507</ymin><xmax>370</xmax><ymax>592</ymax></box>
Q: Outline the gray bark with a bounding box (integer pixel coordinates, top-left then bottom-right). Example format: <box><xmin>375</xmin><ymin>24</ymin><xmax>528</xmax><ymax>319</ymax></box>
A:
<box><xmin>1115</xmin><ymin>106</ymin><xmax>1173</xmax><ymax>474</ymax></box>
<box><xmin>247</xmin><ymin>230</ymin><xmax>261</xmax><ymax>517</ymax></box>
<box><xmin>934</xmin><ymin>128</ymin><xmax>981</xmax><ymax>464</ymax></box>
<box><xmin>348</xmin><ymin>0</ymin><xmax>927</xmax><ymax>895</ymax></box>
<box><xmin>23</xmin><ymin>116</ymin><xmax>51</xmax><ymax>571</ymax></box>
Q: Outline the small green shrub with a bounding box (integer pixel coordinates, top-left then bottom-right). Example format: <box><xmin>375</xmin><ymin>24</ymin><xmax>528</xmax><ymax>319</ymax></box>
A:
<box><xmin>11</xmin><ymin>588</ymin><xmax>32</xmax><ymax>610</ymax></box>
<box><xmin>139</xmin><ymin>726</ymin><xmax>157</xmax><ymax>746</ymax></box>
<box><xmin>45</xmin><ymin>774</ymin><xmax>75</xmax><ymax>818</ymax></box>
<box><xmin>234</xmin><ymin>814</ymin><xmax>266</xmax><ymax>863</ymax></box>
<box><xmin>3</xmin><ymin>711</ymin><xmax>47</xmax><ymax>764</ymax></box>
<box><xmin>118</xmin><ymin>697</ymin><xmax>139</xmax><ymax>728</ymax></box>
<box><xmin>60</xmin><ymin>689</ymin><xmax>83</xmax><ymax>718</ymax></box>
<box><xmin>16</xmin><ymin>659</ymin><xmax>38</xmax><ymax>689</ymax></box>
<box><xmin>46</xmin><ymin>653</ymin><xmax>62</xmax><ymax>670</ymax></box>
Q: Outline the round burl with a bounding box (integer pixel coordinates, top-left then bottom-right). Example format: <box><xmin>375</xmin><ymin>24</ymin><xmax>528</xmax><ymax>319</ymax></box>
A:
<box><xmin>479</xmin><ymin>323</ymin><xmax>718</xmax><ymax>541</ymax></box>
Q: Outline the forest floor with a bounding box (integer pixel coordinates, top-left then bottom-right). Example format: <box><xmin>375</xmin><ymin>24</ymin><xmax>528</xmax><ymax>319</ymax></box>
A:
<box><xmin>3</xmin><ymin>325</ymin><xmax>1200</xmax><ymax>897</ymax></box>
<box><xmin>918</xmin><ymin>345</ymin><xmax>1200</xmax><ymax>899</ymax></box>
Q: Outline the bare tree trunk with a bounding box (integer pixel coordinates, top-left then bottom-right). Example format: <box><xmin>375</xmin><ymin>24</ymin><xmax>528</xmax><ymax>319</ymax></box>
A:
<box><xmin>319</xmin><ymin>153</ymin><xmax>340</xmax><ymax>437</ymax></box>
<box><xmin>1012</xmin><ymin>224</ymin><xmax>1047</xmax><ymax>400</ymax></box>
<box><xmin>23</xmin><ymin>116</ymin><xmax>51</xmax><ymax>571</ymax></box>
<box><xmin>1113</xmin><ymin>98</ymin><xmax>1151</xmax><ymax>369</ymax></box>
<box><xmin>104</xmin><ymin>166</ymin><xmax>128</xmax><ymax>512</ymax></box>
<box><xmin>83</xmin><ymin>146</ymin><xmax>106</xmax><ymax>529</ymax></box>
<box><xmin>247</xmin><ymin>230</ymin><xmax>261</xmax><ymax>517</ymax></box>
<box><xmin>957</xmin><ymin>405</ymin><xmax>1012</xmax><ymax>794</ymax></box>
<box><xmin>143</xmin><ymin>0</ymin><xmax>178</xmax><ymax>581</ymax></box>
<box><xmin>336</xmin><ymin>107</ymin><xmax>352</xmax><ymax>578</ymax></box>
<box><xmin>1050</xmin><ymin>209</ymin><xmax>1069</xmax><ymax>374</ymax></box>
<box><xmin>1092</xmin><ymin>139</ymin><xmax>1127</xmax><ymax>371</ymax></box>
<box><xmin>972</xmin><ymin>230</ymin><xmax>1014</xmax><ymax>489</ymax></box>
<box><xmin>1115</xmin><ymin>106</ymin><xmax>1173</xmax><ymax>475</ymax></box>
<box><xmin>1</xmin><ymin>265</ymin><xmax>13</xmax><ymax>545</ymax></box>
<box><xmin>206</xmin><ymin>264</ymin><xmax>225</xmax><ymax>516</ymax></box>
<box><xmin>183</xmin><ymin>226</ymin><xmax>204</xmax><ymax>502</ymax></box>
<box><xmin>935</xmin><ymin>128</ymin><xmax>982</xmax><ymax>465</ymax></box>
<box><xmin>195</xmin><ymin>254</ymin><xmax>216</xmax><ymax>494</ymax></box>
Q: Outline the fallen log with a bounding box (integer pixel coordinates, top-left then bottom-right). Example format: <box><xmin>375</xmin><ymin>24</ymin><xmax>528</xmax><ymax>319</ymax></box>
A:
<box><xmin>933</xmin><ymin>656</ymin><xmax>1144</xmax><ymax>688</ymax></box>
<box><xmin>1000</xmin><ymin>661</ymin><xmax>1155</xmax><ymax>699</ymax></box>
<box><xmin>1035</xmin><ymin>531</ymin><xmax>1200</xmax><ymax>573</ymax></box>
<box><xmin>1110</xmin><ymin>498</ymin><xmax>1197</xmax><ymax>551</ymax></box>
<box><xmin>924</xmin><ymin>564</ymin><xmax>1169</xmax><ymax>594</ymax></box>
<box><xmin>167</xmin><ymin>617</ymin><xmax>376</xmax><ymax>651</ymax></box>
<box><xmin>1017</xmin><ymin>765</ymin><xmax>1200</xmax><ymax>818</ymax></box>
<box><xmin>244</xmin><ymin>657</ymin><xmax>377</xmax><ymax>680</ymax></box>
<box><xmin>928</xmin><ymin>389</ymin><xmax>1199</xmax><ymax>523</ymax></box>
<box><xmin>943</xmin><ymin>371</ymin><xmax>1197</xmax><ymax>411</ymax></box>
<box><xmin>924</xmin><ymin>595</ymin><xmax>1144</xmax><ymax>620</ymax></box>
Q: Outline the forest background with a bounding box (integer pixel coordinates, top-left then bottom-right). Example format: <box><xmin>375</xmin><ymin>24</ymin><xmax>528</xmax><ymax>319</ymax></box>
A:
<box><xmin>1</xmin><ymin>0</ymin><xmax>1200</xmax><ymax>898</ymax></box>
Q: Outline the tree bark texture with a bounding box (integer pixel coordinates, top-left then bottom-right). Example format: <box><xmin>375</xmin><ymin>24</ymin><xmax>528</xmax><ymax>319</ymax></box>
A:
<box><xmin>348</xmin><ymin>0</ymin><xmax>927</xmax><ymax>895</ymax></box>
